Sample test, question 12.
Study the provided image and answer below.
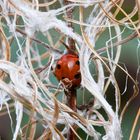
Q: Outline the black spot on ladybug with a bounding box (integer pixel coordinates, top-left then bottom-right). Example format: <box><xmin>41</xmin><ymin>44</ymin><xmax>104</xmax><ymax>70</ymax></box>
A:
<box><xmin>74</xmin><ymin>73</ymin><xmax>81</xmax><ymax>79</ymax></box>
<box><xmin>57</xmin><ymin>64</ymin><xmax>61</xmax><ymax>69</ymax></box>
<box><xmin>75</xmin><ymin>60</ymin><xmax>80</xmax><ymax>65</ymax></box>
<box><xmin>62</xmin><ymin>77</ymin><xmax>66</xmax><ymax>79</ymax></box>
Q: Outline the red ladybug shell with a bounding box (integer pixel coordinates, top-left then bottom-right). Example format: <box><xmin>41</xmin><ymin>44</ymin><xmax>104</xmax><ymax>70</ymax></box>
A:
<box><xmin>54</xmin><ymin>54</ymin><xmax>81</xmax><ymax>88</ymax></box>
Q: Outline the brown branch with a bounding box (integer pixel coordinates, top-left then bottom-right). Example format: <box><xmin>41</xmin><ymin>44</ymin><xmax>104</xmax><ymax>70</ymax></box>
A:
<box><xmin>15</xmin><ymin>28</ymin><xmax>62</xmax><ymax>54</ymax></box>
<box><xmin>65</xmin><ymin>88</ymin><xmax>77</xmax><ymax>112</ymax></box>
<box><xmin>64</xmin><ymin>88</ymin><xmax>77</xmax><ymax>140</ymax></box>
<box><xmin>64</xmin><ymin>0</ymin><xmax>76</xmax><ymax>52</ymax></box>
<box><xmin>64</xmin><ymin>1</ymin><xmax>78</xmax><ymax>140</ymax></box>
<box><xmin>96</xmin><ymin>30</ymin><xmax>138</xmax><ymax>54</ymax></box>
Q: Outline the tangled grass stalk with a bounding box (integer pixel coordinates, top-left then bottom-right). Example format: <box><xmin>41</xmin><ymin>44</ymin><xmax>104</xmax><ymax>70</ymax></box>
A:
<box><xmin>0</xmin><ymin>0</ymin><xmax>139</xmax><ymax>140</ymax></box>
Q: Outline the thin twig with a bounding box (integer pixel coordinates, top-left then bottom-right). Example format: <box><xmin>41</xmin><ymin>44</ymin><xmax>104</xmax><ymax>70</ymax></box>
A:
<box><xmin>16</xmin><ymin>28</ymin><xmax>62</xmax><ymax>54</ymax></box>
<box><xmin>64</xmin><ymin>0</ymin><xmax>76</xmax><ymax>52</ymax></box>
<box><xmin>96</xmin><ymin>30</ymin><xmax>138</xmax><ymax>54</ymax></box>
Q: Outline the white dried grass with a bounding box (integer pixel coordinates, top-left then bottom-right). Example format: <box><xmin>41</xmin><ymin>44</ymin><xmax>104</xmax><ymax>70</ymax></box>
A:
<box><xmin>0</xmin><ymin>0</ymin><xmax>139</xmax><ymax>140</ymax></box>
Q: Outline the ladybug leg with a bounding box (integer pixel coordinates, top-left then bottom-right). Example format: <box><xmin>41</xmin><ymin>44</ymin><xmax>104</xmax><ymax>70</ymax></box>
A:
<box><xmin>35</xmin><ymin>65</ymin><xmax>48</xmax><ymax>74</ymax></box>
<box><xmin>62</xmin><ymin>78</ymin><xmax>73</xmax><ymax>89</ymax></box>
<box><xmin>51</xmin><ymin>65</ymin><xmax>56</xmax><ymax>76</ymax></box>
<box><xmin>35</xmin><ymin>61</ymin><xmax>53</xmax><ymax>74</ymax></box>
<box><xmin>77</xmin><ymin>98</ymin><xmax>94</xmax><ymax>111</ymax></box>
<box><xmin>51</xmin><ymin>66</ymin><xmax>54</xmax><ymax>71</ymax></box>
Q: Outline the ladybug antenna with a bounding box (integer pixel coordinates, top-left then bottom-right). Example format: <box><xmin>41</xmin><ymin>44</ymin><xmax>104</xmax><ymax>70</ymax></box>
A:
<box><xmin>60</xmin><ymin>40</ymin><xmax>70</xmax><ymax>50</ymax></box>
<box><xmin>60</xmin><ymin>40</ymin><xmax>76</xmax><ymax>54</ymax></box>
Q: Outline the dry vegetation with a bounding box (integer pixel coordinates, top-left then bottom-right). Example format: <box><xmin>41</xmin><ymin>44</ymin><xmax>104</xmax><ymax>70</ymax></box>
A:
<box><xmin>0</xmin><ymin>0</ymin><xmax>139</xmax><ymax>140</ymax></box>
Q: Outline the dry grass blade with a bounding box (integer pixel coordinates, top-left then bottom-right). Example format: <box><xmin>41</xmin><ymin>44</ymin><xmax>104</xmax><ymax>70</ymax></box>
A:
<box><xmin>0</xmin><ymin>27</ymin><xmax>10</xmax><ymax>61</ymax></box>
<box><xmin>110</xmin><ymin>0</ymin><xmax>140</xmax><ymax>37</ymax></box>
<box><xmin>129</xmin><ymin>108</ymin><xmax>140</xmax><ymax>140</ymax></box>
<box><xmin>136</xmin><ymin>0</ymin><xmax>140</xmax><ymax>23</ymax></box>
<box><xmin>0</xmin><ymin>79</ymin><xmax>33</xmax><ymax>110</ymax></box>
<box><xmin>0</xmin><ymin>103</ymin><xmax>14</xmax><ymax>117</ymax></box>
<box><xmin>64</xmin><ymin>110</ymin><xmax>88</xmax><ymax>125</ymax></box>
<box><xmin>24</xmin><ymin>0</ymin><xmax>57</xmax><ymax>7</ymax></box>
<box><xmin>27</xmin><ymin>112</ymin><xmax>37</xmax><ymax>140</ymax></box>
<box><xmin>52</xmin><ymin>97</ymin><xmax>59</xmax><ymax>125</ymax></box>
<box><xmin>80</xmin><ymin>6</ymin><xmax>121</xmax><ymax>114</ymax></box>
<box><xmin>0</xmin><ymin>0</ymin><xmax>139</xmax><ymax>139</ymax></box>
<box><xmin>96</xmin><ymin>31</ymin><xmax>138</xmax><ymax>54</ymax></box>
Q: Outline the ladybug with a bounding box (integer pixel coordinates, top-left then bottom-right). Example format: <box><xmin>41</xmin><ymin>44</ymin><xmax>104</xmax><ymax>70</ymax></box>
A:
<box><xmin>54</xmin><ymin>53</ymin><xmax>81</xmax><ymax>88</ymax></box>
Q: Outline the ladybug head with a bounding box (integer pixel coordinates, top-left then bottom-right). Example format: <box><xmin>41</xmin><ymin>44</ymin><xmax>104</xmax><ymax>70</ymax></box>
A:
<box><xmin>54</xmin><ymin>53</ymin><xmax>81</xmax><ymax>89</ymax></box>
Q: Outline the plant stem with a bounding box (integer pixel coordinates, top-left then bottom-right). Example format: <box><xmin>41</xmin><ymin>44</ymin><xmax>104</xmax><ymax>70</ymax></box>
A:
<box><xmin>65</xmin><ymin>88</ymin><xmax>77</xmax><ymax>140</ymax></box>
<box><xmin>64</xmin><ymin>0</ymin><xmax>76</xmax><ymax>51</ymax></box>
<box><xmin>65</xmin><ymin>88</ymin><xmax>77</xmax><ymax>112</ymax></box>
<box><xmin>64</xmin><ymin>1</ymin><xmax>77</xmax><ymax>139</ymax></box>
